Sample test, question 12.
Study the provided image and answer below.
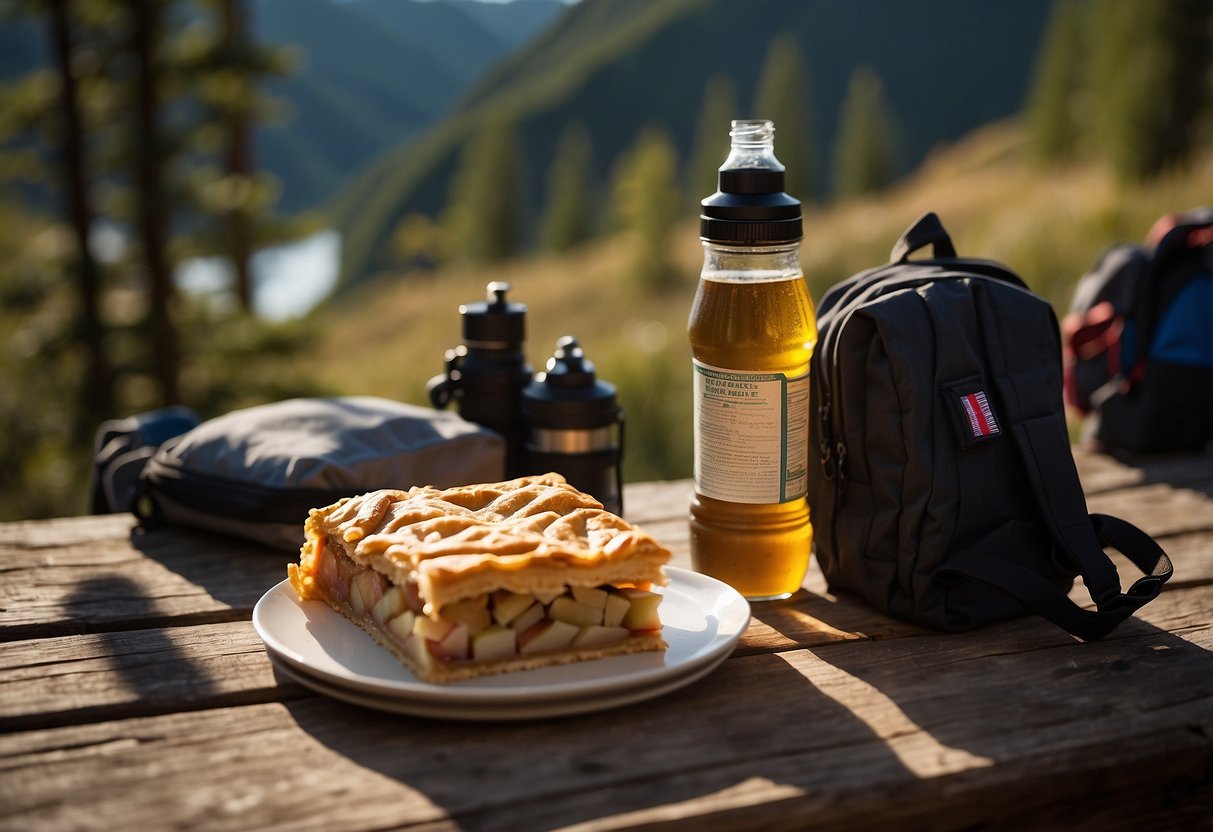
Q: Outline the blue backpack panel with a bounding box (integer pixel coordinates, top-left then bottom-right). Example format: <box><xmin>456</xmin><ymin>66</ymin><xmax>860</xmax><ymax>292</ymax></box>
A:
<box><xmin>1063</xmin><ymin>207</ymin><xmax>1213</xmax><ymax>454</ymax></box>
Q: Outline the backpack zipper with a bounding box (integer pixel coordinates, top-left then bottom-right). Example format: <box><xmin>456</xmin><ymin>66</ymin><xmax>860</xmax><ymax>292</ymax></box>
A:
<box><xmin>142</xmin><ymin>455</ymin><xmax>356</xmax><ymax>525</ymax></box>
<box><xmin>815</xmin><ymin>263</ymin><xmax>1031</xmax><ymax>500</ymax></box>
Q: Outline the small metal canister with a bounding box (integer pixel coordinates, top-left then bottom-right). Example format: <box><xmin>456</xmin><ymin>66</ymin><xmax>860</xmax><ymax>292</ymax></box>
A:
<box><xmin>522</xmin><ymin>336</ymin><xmax>625</xmax><ymax>515</ymax></box>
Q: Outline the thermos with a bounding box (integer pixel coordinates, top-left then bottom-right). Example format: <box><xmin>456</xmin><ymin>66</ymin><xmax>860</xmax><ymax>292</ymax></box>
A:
<box><xmin>430</xmin><ymin>288</ymin><xmax>625</xmax><ymax>513</ymax></box>
<box><xmin>522</xmin><ymin>336</ymin><xmax>624</xmax><ymax>515</ymax></box>
<box><xmin>428</xmin><ymin>282</ymin><xmax>532</xmax><ymax>478</ymax></box>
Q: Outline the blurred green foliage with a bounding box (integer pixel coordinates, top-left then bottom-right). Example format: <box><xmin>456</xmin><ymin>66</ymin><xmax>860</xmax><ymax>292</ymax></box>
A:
<box><xmin>0</xmin><ymin>0</ymin><xmax>321</xmax><ymax>520</ymax></box>
<box><xmin>831</xmin><ymin>65</ymin><xmax>897</xmax><ymax>200</ymax></box>
<box><xmin>752</xmin><ymin>32</ymin><xmax>815</xmax><ymax>202</ymax></box>
<box><xmin>540</xmin><ymin>122</ymin><xmax>595</xmax><ymax>254</ymax></box>
<box><xmin>1026</xmin><ymin>0</ymin><xmax>1211</xmax><ymax>179</ymax></box>
<box><xmin>3</xmin><ymin>0</ymin><xmax>1211</xmax><ymax>524</ymax></box>
<box><xmin>609</xmin><ymin>126</ymin><xmax>681</xmax><ymax>294</ymax></box>
<box><xmin>686</xmin><ymin>74</ymin><xmax>737</xmax><ymax>208</ymax></box>
<box><xmin>443</xmin><ymin>116</ymin><xmax>527</xmax><ymax>263</ymax></box>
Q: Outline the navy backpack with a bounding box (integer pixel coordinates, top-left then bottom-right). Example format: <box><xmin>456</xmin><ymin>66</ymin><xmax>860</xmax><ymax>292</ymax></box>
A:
<box><xmin>1063</xmin><ymin>207</ymin><xmax>1213</xmax><ymax>453</ymax></box>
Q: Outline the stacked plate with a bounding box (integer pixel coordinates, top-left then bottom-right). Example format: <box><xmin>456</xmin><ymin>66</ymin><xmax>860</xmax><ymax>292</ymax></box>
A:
<box><xmin>253</xmin><ymin>566</ymin><xmax>751</xmax><ymax>720</ymax></box>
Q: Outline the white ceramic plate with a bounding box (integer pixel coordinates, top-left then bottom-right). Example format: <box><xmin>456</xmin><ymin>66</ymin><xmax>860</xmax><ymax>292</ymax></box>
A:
<box><xmin>253</xmin><ymin>567</ymin><xmax>749</xmax><ymax>718</ymax></box>
<box><xmin>268</xmin><ymin>652</ymin><xmax>730</xmax><ymax>721</ymax></box>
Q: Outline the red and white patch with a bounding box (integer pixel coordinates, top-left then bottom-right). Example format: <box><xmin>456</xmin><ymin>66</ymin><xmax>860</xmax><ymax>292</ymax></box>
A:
<box><xmin>960</xmin><ymin>391</ymin><xmax>999</xmax><ymax>438</ymax></box>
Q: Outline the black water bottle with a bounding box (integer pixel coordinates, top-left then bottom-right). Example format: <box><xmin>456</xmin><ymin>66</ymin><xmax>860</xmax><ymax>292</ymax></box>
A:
<box><xmin>522</xmin><ymin>336</ymin><xmax>625</xmax><ymax>515</ymax></box>
<box><xmin>428</xmin><ymin>282</ymin><xmax>532</xmax><ymax>477</ymax></box>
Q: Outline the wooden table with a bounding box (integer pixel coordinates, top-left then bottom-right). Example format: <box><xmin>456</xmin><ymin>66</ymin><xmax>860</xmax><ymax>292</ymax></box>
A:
<box><xmin>2</xmin><ymin>448</ymin><xmax>1212</xmax><ymax>831</ymax></box>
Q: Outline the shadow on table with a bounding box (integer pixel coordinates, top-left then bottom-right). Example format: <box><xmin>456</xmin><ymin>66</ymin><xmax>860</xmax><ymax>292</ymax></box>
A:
<box><xmin>280</xmin><ymin>648</ymin><xmax>918</xmax><ymax>831</ymax></box>
<box><xmin>760</xmin><ymin>587</ymin><xmax>1213</xmax><ymax>830</ymax></box>
<box><xmin>275</xmin><ymin>576</ymin><xmax>1213</xmax><ymax>831</ymax></box>
<box><xmin>1085</xmin><ymin>446</ymin><xmax>1213</xmax><ymax>499</ymax></box>
<box><xmin>128</xmin><ymin>523</ymin><xmax>288</xmax><ymax>614</ymax></box>
<box><xmin>55</xmin><ymin>576</ymin><xmax>219</xmax><ymax>721</ymax></box>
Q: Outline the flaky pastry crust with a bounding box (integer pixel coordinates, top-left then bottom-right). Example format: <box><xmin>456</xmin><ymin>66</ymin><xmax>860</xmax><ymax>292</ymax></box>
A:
<box><xmin>287</xmin><ymin>473</ymin><xmax>671</xmax><ymax>683</ymax></box>
<box><xmin>291</xmin><ymin>473</ymin><xmax>668</xmax><ymax>612</ymax></box>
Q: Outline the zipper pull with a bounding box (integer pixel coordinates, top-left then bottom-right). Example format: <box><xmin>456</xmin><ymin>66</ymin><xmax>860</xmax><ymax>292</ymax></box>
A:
<box><xmin>818</xmin><ymin>401</ymin><xmax>835</xmax><ymax>480</ymax></box>
<box><xmin>834</xmin><ymin>440</ymin><xmax>848</xmax><ymax>499</ymax></box>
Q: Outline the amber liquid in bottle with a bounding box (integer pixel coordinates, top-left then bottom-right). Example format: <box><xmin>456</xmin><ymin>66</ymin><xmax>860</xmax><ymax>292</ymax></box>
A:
<box><xmin>689</xmin><ymin>254</ymin><xmax>817</xmax><ymax>600</ymax></box>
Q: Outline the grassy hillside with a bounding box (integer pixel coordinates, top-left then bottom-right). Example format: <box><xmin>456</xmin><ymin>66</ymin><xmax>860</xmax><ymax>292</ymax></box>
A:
<box><xmin>277</xmin><ymin>122</ymin><xmax>1213</xmax><ymax>484</ymax></box>
<box><xmin>329</xmin><ymin>0</ymin><xmax>1054</xmax><ymax>287</ymax></box>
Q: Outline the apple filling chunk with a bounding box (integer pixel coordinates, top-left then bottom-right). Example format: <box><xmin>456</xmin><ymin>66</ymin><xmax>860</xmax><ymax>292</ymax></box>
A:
<box><xmin>311</xmin><ymin>543</ymin><xmax>662</xmax><ymax>675</ymax></box>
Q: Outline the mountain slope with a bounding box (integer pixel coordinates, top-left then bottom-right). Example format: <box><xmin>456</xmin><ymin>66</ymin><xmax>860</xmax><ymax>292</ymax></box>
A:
<box><xmin>0</xmin><ymin>0</ymin><xmax>565</xmax><ymax>214</ymax></box>
<box><xmin>451</xmin><ymin>0</ymin><xmax>569</xmax><ymax>48</ymax></box>
<box><xmin>253</xmin><ymin>0</ymin><xmax>564</xmax><ymax>211</ymax></box>
<box><xmin>343</xmin><ymin>0</ymin><xmax>562</xmax><ymax>90</ymax></box>
<box><xmin>330</xmin><ymin>0</ymin><xmax>1053</xmax><ymax>287</ymax></box>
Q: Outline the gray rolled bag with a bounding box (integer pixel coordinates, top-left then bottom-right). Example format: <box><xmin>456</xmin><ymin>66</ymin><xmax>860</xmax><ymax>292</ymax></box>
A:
<box><xmin>132</xmin><ymin>397</ymin><xmax>505</xmax><ymax>551</ymax></box>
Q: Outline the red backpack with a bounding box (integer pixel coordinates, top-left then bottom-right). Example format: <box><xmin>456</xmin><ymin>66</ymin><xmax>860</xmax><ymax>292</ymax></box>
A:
<box><xmin>1063</xmin><ymin>207</ymin><xmax>1213</xmax><ymax>453</ymax></box>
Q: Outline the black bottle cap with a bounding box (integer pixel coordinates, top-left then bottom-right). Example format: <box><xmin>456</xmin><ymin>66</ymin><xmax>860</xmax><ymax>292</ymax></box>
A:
<box><xmin>700</xmin><ymin>190</ymin><xmax>803</xmax><ymax>244</ymax></box>
<box><xmin>522</xmin><ymin>336</ymin><xmax>620</xmax><ymax>429</ymax></box>
<box><xmin>699</xmin><ymin>120</ymin><xmax>802</xmax><ymax>245</ymax></box>
<box><xmin>461</xmin><ymin>281</ymin><xmax>526</xmax><ymax>347</ymax></box>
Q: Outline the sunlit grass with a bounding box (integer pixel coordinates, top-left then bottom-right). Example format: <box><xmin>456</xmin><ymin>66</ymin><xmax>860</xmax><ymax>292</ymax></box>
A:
<box><xmin>275</xmin><ymin>120</ymin><xmax>1213</xmax><ymax>484</ymax></box>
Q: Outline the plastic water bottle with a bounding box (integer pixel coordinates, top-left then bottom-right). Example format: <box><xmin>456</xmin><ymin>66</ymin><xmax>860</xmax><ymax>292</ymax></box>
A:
<box><xmin>688</xmin><ymin>119</ymin><xmax>819</xmax><ymax>601</ymax></box>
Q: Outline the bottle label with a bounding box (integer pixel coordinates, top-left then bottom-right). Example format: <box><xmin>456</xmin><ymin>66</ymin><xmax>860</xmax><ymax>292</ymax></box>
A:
<box><xmin>692</xmin><ymin>360</ymin><xmax>809</xmax><ymax>503</ymax></box>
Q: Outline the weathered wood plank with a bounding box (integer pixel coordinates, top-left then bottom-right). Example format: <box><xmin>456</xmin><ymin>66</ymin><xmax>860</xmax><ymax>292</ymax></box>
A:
<box><xmin>1084</xmin><ymin>481</ymin><xmax>1213</xmax><ymax>539</ymax></box>
<box><xmin>0</xmin><ymin>598</ymin><xmax>881</xmax><ymax>731</ymax></box>
<box><xmin>0</xmin><ymin>489</ymin><xmax>689</xmax><ymax>641</ymax></box>
<box><xmin>1</xmin><ymin>504</ymin><xmax>1206</xmax><ymax>654</ymax></box>
<box><xmin>2</xmin><ymin>599</ymin><xmax>1209</xmax><ymax>832</ymax></box>
<box><xmin>622</xmin><ymin>478</ymin><xmax>692</xmax><ymax>525</ymax></box>
<box><xmin>5</xmin><ymin>559</ymin><xmax>1205</xmax><ymax>738</ymax></box>
<box><xmin>3</xmin><ymin>523</ymin><xmax>1209</xmax><ymax>734</ymax></box>
<box><xmin>0</xmin><ymin>621</ymin><xmax>303</xmax><ymax>732</ymax></box>
<box><xmin>0</xmin><ymin>513</ymin><xmax>136</xmax><ymax>549</ymax></box>
<box><xmin>0</xmin><ymin>522</ymin><xmax>291</xmax><ymax>641</ymax></box>
<box><xmin>1074</xmin><ymin>446</ymin><xmax>1213</xmax><ymax>495</ymax></box>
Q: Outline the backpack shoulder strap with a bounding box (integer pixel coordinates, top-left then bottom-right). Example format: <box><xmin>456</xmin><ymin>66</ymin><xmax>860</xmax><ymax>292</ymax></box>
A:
<box><xmin>890</xmin><ymin>211</ymin><xmax>957</xmax><ymax>262</ymax></box>
<box><xmin>942</xmin><ymin>283</ymin><xmax>1172</xmax><ymax>639</ymax></box>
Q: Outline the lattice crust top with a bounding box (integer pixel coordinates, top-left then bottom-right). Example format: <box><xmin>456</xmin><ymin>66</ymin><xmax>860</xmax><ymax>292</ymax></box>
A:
<box><xmin>301</xmin><ymin>473</ymin><xmax>670</xmax><ymax>611</ymax></box>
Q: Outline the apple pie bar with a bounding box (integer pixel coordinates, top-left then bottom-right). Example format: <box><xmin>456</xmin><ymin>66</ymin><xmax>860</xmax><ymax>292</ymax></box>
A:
<box><xmin>288</xmin><ymin>473</ymin><xmax>670</xmax><ymax>683</ymax></box>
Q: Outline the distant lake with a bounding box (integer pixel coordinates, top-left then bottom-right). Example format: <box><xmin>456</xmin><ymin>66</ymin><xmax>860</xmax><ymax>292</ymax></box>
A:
<box><xmin>175</xmin><ymin>230</ymin><xmax>341</xmax><ymax>321</ymax></box>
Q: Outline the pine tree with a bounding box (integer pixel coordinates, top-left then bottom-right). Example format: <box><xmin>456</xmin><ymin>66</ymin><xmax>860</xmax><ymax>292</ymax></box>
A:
<box><xmin>752</xmin><ymin>33</ymin><xmax>814</xmax><ymax>201</ymax></box>
<box><xmin>47</xmin><ymin>0</ymin><xmax>114</xmax><ymax>424</ymax></box>
<box><xmin>1025</xmin><ymin>0</ymin><xmax>1088</xmax><ymax>165</ymax></box>
<box><xmin>1090</xmin><ymin>0</ymin><xmax>1212</xmax><ymax>181</ymax></box>
<box><xmin>0</xmin><ymin>0</ymin><xmax>310</xmax><ymax>517</ymax></box>
<box><xmin>129</xmin><ymin>0</ymin><xmax>180</xmax><ymax>404</ymax></box>
<box><xmin>176</xmin><ymin>0</ymin><xmax>303</xmax><ymax>314</ymax></box>
<box><xmin>686</xmin><ymin>74</ymin><xmax>737</xmax><ymax>207</ymax></box>
<box><xmin>610</xmin><ymin>126</ymin><xmax>680</xmax><ymax>292</ymax></box>
<box><xmin>832</xmin><ymin>65</ymin><xmax>897</xmax><ymax>200</ymax></box>
<box><xmin>444</xmin><ymin>117</ymin><xmax>526</xmax><ymax>263</ymax></box>
<box><xmin>540</xmin><ymin>122</ymin><xmax>593</xmax><ymax>253</ymax></box>
<box><xmin>389</xmin><ymin>213</ymin><xmax>442</xmax><ymax>270</ymax></box>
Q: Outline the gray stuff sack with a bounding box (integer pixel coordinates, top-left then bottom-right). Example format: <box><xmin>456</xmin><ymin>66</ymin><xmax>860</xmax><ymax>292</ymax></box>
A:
<box><xmin>129</xmin><ymin>396</ymin><xmax>505</xmax><ymax>551</ymax></box>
